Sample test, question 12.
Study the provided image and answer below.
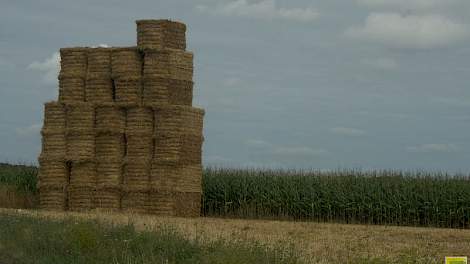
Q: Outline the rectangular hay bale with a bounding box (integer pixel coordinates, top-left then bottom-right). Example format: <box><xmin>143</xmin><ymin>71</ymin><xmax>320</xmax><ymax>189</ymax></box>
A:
<box><xmin>150</xmin><ymin>163</ymin><xmax>202</xmax><ymax>193</ymax></box>
<box><xmin>68</xmin><ymin>185</ymin><xmax>95</xmax><ymax>211</ymax></box>
<box><xmin>85</xmin><ymin>76</ymin><xmax>113</xmax><ymax>103</ymax></box>
<box><xmin>95</xmin><ymin>104</ymin><xmax>126</xmax><ymax>133</ymax></box>
<box><xmin>96</xmin><ymin>160</ymin><xmax>122</xmax><ymax>186</ymax></box>
<box><xmin>38</xmin><ymin>159</ymin><xmax>68</xmax><ymax>186</ymax></box>
<box><xmin>136</xmin><ymin>19</ymin><xmax>186</xmax><ymax>51</ymax></box>
<box><xmin>122</xmin><ymin>159</ymin><xmax>150</xmax><ymax>189</ymax></box>
<box><xmin>126</xmin><ymin>107</ymin><xmax>154</xmax><ymax>135</ymax></box>
<box><xmin>114</xmin><ymin>77</ymin><xmax>142</xmax><ymax>106</ymax></box>
<box><xmin>38</xmin><ymin>185</ymin><xmax>68</xmax><ymax>211</ymax></box>
<box><xmin>60</xmin><ymin>47</ymin><xmax>88</xmax><ymax>78</ymax></box>
<box><xmin>94</xmin><ymin>186</ymin><xmax>121</xmax><ymax>211</ymax></box>
<box><xmin>154</xmin><ymin>106</ymin><xmax>204</xmax><ymax>136</ymax></box>
<box><xmin>66</xmin><ymin>103</ymin><xmax>95</xmax><ymax>132</ymax></box>
<box><xmin>111</xmin><ymin>47</ymin><xmax>142</xmax><ymax>78</ymax></box>
<box><xmin>87</xmin><ymin>48</ymin><xmax>112</xmax><ymax>77</ymax></box>
<box><xmin>148</xmin><ymin>191</ymin><xmax>175</xmax><ymax>216</ymax></box>
<box><xmin>143</xmin><ymin>49</ymin><xmax>193</xmax><ymax>81</ymax></box>
<box><xmin>43</xmin><ymin>102</ymin><xmax>66</xmax><ymax>131</ymax></box>
<box><xmin>174</xmin><ymin>191</ymin><xmax>201</xmax><ymax>217</ymax></box>
<box><xmin>69</xmin><ymin>161</ymin><xmax>96</xmax><ymax>185</ymax></box>
<box><xmin>154</xmin><ymin>134</ymin><xmax>203</xmax><ymax>165</ymax></box>
<box><xmin>121</xmin><ymin>189</ymin><xmax>149</xmax><ymax>214</ymax></box>
<box><xmin>59</xmin><ymin>76</ymin><xmax>85</xmax><ymax>103</ymax></box>
<box><xmin>66</xmin><ymin>132</ymin><xmax>95</xmax><ymax>162</ymax></box>
<box><xmin>126</xmin><ymin>134</ymin><xmax>153</xmax><ymax>160</ymax></box>
<box><xmin>41</xmin><ymin>131</ymin><xmax>66</xmax><ymax>159</ymax></box>
<box><xmin>95</xmin><ymin>133</ymin><xmax>125</xmax><ymax>160</ymax></box>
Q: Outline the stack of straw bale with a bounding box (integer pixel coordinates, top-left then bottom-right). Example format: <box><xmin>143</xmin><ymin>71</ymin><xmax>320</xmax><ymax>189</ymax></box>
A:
<box><xmin>39</xmin><ymin>102</ymin><xmax>68</xmax><ymax>210</ymax></box>
<box><xmin>151</xmin><ymin>105</ymin><xmax>204</xmax><ymax>216</ymax></box>
<box><xmin>86</xmin><ymin>48</ymin><xmax>113</xmax><ymax>103</ymax></box>
<box><xmin>39</xmin><ymin>19</ymin><xmax>204</xmax><ymax>217</ymax></box>
<box><xmin>59</xmin><ymin>48</ymin><xmax>88</xmax><ymax>103</ymax></box>
<box><xmin>142</xmin><ymin>49</ymin><xmax>193</xmax><ymax>107</ymax></box>
<box><xmin>111</xmin><ymin>47</ymin><xmax>142</xmax><ymax>106</ymax></box>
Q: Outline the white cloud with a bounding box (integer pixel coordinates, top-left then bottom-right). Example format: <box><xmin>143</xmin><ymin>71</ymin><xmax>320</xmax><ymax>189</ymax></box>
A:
<box><xmin>406</xmin><ymin>144</ymin><xmax>459</xmax><ymax>153</ymax></box>
<box><xmin>28</xmin><ymin>52</ymin><xmax>60</xmax><ymax>84</ymax></box>
<box><xmin>245</xmin><ymin>139</ymin><xmax>272</xmax><ymax>148</ymax></box>
<box><xmin>196</xmin><ymin>0</ymin><xmax>319</xmax><ymax>22</ymax></box>
<box><xmin>273</xmin><ymin>147</ymin><xmax>327</xmax><ymax>157</ymax></box>
<box><xmin>16</xmin><ymin>124</ymin><xmax>42</xmax><ymax>137</ymax></box>
<box><xmin>346</xmin><ymin>13</ymin><xmax>469</xmax><ymax>49</ymax></box>
<box><xmin>331</xmin><ymin>127</ymin><xmax>366</xmax><ymax>137</ymax></box>
<box><xmin>361</xmin><ymin>57</ymin><xmax>398</xmax><ymax>70</ymax></box>
<box><xmin>91</xmin><ymin>44</ymin><xmax>110</xmax><ymax>48</ymax></box>
<box><xmin>357</xmin><ymin>0</ymin><xmax>462</xmax><ymax>10</ymax></box>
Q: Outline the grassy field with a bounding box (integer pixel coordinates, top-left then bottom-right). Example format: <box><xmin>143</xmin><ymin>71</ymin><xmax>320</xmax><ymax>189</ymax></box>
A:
<box><xmin>0</xmin><ymin>209</ymin><xmax>301</xmax><ymax>264</ymax></box>
<box><xmin>1</xmin><ymin>164</ymin><xmax>470</xmax><ymax>228</ymax></box>
<box><xmin>1</xmin><ymin>208</ymin><xmax>470</xmax><ymax>263</ymax></box>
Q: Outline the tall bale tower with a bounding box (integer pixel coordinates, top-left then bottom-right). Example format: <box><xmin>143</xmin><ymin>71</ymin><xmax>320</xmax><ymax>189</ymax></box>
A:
<box><xmin>38</xmin><ymin>19</ymin><xmax>204</xmax><ymax>217</ymax></box>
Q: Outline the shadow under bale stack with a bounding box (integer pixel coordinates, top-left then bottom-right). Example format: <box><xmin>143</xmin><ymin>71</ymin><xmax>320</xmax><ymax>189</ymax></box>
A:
<box><xmin>38</xmin><ymin>19</ymin><xmax>205</xmax><ymax>217</ymax></box>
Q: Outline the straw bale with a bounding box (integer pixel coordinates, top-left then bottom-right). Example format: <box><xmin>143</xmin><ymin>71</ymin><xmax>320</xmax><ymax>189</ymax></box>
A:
<box><xmin>66</xmin><ymin>103</ymin><xmax>95</xmax><ymax>132</ymax></box>
<box><xmin>126</xmin><ymin>107</ymin><xmax>154</xmax><ymax>135</ymax></box>
<box><xmin>66</xmin><ymin>132</ymin><xmax>95</xmax><ymax>162</ymax></box>
<box><xmin>94</xmin><ymin>185</ymin><xmax>121</xmax><ymax>210</ymax></box>
<box><xmin>68</xmin><ymin>184</ymin><xmax>95</xmax><ymax>211</ymax></box>
<box><xmin>141</xmin><ymin>76</ymin><xmax>169</xmax><ymax>106</ymax></box>
<box><xmin>167</xmin><ymin>79</ymin><xmax>193</xmax><ymax>105</ymax></box>
<box><xmin>174</xmin><ymin>192</ymin><xmax>201</xmax><ymax>217</ymax></box>
<box><xmin>142</xmin><ymin>77</ymin><xmax>193</xmax><ymax>106</ymax></box>
<box><xmin>38</xmin><ymin>185</ymin><xmax>67</xmax><ymax>211</ymax></box>
<box><xmin>96</xmin><ymin>159</ymin><xmax>122</xmax><ymax>186</ymax></box>
<box><xmin>154</xmin><ymin>106</ymin><xmax>204</xmax><ymax>136</ymax></box>
<box><xmin>136</xmin><ymin>19</ymin><xmax>186</xmax><ymax>51</ymax></box>
<box><xmin>85</xmin><ymin>75</ymin><xmax>113</xmax><ymax>103</ymax></box>
<box><xmin>87</xmin><ymin>48</ymin><xmax>112</xmax><ymax>77</ymax></box>
<box><xmin>60</xmin><ymin>47</ymin><xmax>88</xmax><ymax>78</ymax></box>
<box><xmin>153</xmin><ymin>134</ymin><xmax>181</xmax><ymax>163</ymax></box>
<box><xmin>122</xmin><ymin>159</ymin><xmax>150</xmax><ymax>189</ymax></box>
<box><xmin>143</xmin><ymin>49</ymin><xmax>193</xmax><ymax>81</ymax></box>
<box><xmin>150</xmin><ymin>163</ymin><xmax>201</xmax><ymax>193</ymax></box>
<box><xmin>179</xmin><ymin>134</ymin><xmax>204</xmax><ymax>165</ymax></box>
<box><xmin>40</xmin><ymin>131</ymin><xmax>66</xmax><ymax>159</ymax></box>
<box><xmin>69</xmin><ymin>161</ymin><xmax>96</xmax><ymax>186</ymax></box>
<box><xmin>154</xmin><ymin>134</ymin><xmax>203</xmax><ymax>165</ymax></box>
<box><xmin>126</xmin><ymin>134</ymin><xmax>153</xmax><ymax>160</ymax></box>
<box><xmin>111</xmin><ymin>47</ymin><xmax>142</xmax><ymax>78</ymax></box>
<box><xmin>43</xmin><ymin>102</ymin><xmax>66</xmax><ymax>131</ymax></box>
<box><xmin>38</xmin><ymin>159</ymin><xmax>68</xmax><ymax>186</ymax></box>
<box><xmin>58</xmin><ymin>76</ymin><xmax>85</xmax><ymax>103</ymax></box>
<box><xmin>121</xmin><ymin>189</ymin><xmax>149</xmax><ymax>214</ymax></box>
<box><xmin>114</xmin><ymin>76</ymin><xmax>142</xmax><ymax>106</ymax></box>
<box><xmin>149</xmin><ymin>162</ymin><xmax>178</xmax><ymax>192</ymax></box>
<box><xmin>95</xmin><ymin>133</ymin><xmax>125</xmax><ymax>160</ymax></box>
<box><xmin>147</xmin><ymin>191</ymin><xmax>175</xmax><ymax>216</ymax></box>
<box><xmin>95</xmin><ymin>104</ymin><xmax>126</xmax><ymax>133</ymax></box>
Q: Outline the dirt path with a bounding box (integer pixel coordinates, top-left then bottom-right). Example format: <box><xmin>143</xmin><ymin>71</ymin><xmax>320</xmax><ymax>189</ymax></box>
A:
<box><xmin>1</xmin><ymin>208</ymin><xmax>469</xmax><ymax>263</ymax></box>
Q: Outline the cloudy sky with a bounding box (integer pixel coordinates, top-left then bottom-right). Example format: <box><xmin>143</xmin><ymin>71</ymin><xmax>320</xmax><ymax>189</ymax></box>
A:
<box><xmin>1</xmin><ymin>0</ymin><xmax>470</xmax><ymax>171</ymax></box>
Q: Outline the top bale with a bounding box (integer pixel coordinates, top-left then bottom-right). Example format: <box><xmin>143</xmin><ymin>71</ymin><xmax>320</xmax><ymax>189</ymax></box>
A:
<box><xmin>136</xmin><ymin>19</ymin><xmax>186</xmax><ymax>51</ymax></box>
<box><xmin>60</xmin><ymin>47</ymin><xmax>88</xmax><ymax>78</ymax></box>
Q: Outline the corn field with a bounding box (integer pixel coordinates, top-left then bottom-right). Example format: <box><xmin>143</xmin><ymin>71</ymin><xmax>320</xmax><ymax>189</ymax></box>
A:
<box><xmin>202</xmin><ymin>168</ymin><xmax>470</xmax><ymax>228</ymax></box>
<box><xmin>2</xmin><ymin>164</ymin><xmax>470</xmax><ymax>228</ymax></box>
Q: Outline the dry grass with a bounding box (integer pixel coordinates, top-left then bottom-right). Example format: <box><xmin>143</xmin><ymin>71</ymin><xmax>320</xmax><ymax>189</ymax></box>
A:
<box><xmin>1</xmin><ymin>208</ymin><xmax>469</xmax><ymax>263</ymax></box>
